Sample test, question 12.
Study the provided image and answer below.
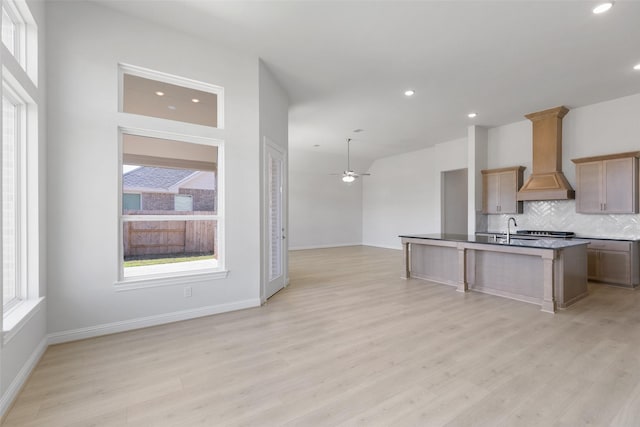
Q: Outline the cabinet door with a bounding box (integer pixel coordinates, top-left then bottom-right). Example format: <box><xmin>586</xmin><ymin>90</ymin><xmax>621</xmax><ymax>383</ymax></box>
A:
<box><xmin>483</xmin><ymin>173</ymin><xmax>500</xmax><ymax>214</ymax></box>
<box><xmin>498</xmin><ymin>172</ymin><xmax>518</xmax><ymax>213</ymax></box>
<box><xmin>587</xmin><ymin>249</ymin><xmax>598</xmax><ymax>280</ymax></box>
<box><xmin>603</xmin><ymin>157</ymin><xmax>637</xmax><ymax>213</ymax></box>
<box><xmin>576</xmin><ymin>161</ymin><xmax>603</xmax><ymax>213</ymax></box>
<box><xmin>598</xmin><ymin>250</ymin><xmax>631</xmax><ymax>285</ymax></box>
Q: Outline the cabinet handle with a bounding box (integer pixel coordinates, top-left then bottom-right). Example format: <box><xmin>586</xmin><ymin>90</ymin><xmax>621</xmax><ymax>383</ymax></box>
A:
<box><xmin>603</xmin><ymin>203</ymin><xmax>606</xmax><ymax>211</ymax></box>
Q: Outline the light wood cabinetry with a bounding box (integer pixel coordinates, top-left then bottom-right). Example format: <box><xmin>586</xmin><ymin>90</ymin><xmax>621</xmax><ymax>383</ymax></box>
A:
<box><xmin>572</xmin><ymin>152</ymin><xmax>640</xmax><ymax>214</ymax></box>
<box><xmin>481</xmin><ymin>166</ymin><xmax>525</xmax><ymax>214</ymax></box>
<box><xmin>586</xmin><ymin>239</ymin><xmax>639</xmax><ymax>287</ymax></box>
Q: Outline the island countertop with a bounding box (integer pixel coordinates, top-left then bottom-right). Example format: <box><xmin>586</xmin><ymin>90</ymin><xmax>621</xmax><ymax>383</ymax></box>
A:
<box><xmin>398</xmin><ymin>233</ymin><xmax>590</xmax><ymax>250</ymax></box>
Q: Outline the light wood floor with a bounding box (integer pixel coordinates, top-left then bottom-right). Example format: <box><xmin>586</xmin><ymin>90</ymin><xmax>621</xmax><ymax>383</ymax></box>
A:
<box><xmin>4</xmin><ymin>245</ymin><xmax>640</xmax><ymax>426</ymax></box>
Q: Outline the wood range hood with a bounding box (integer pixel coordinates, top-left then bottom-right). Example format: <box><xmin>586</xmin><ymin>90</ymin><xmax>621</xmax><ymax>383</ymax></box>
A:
<box><xmin>517</xmin><ymin>106</ymin><xmax>575</xmax><ymax>201</ymax></box>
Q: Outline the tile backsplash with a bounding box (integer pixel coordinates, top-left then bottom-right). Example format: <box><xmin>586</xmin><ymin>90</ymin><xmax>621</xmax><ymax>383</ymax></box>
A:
<box><xmin>483</xmin><ymin>200</ymin><xmax>640</xmax><ymax>239</ymax></box>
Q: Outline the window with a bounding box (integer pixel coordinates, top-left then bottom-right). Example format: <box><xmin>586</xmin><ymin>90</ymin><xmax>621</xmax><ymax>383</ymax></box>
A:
<box><xmin>1</xmin><ymin>0</ymin><xmax>36</xmax><ymax>82</ymax></box>
<box><xmin>2</xmin><ymin>6</ymin><xmax>16</xmax><ymax>56</ymax></box>
<box><xmin>123</xmin><ymin>193</ymin><xmax>141</xmax><ymax>211</ymax></box>
<box><xmin>120</xmin><ymin>65</ymin><xmax>223</xmax><ymax>128</ymax></box>
<box><xmin>2</xmin><ymin>95</ymin><xmax>20</xmax><ymax>309</ymax></box>
<box><xmin>174</xmin><ymin>194</ymin><xmax>193</xmax><ymax>212</ymax></box>
<box><xmin>118</xmin><ymin>65</ymin><xmax>225</xmax><ymax>285</ymax></box>
<box><xmin>119</xmin><ymin>132</ymin><xmax>222</xmax><ymax>281</ymax></box>
<box><xmin>2</xmin><ymin>0</ymin><xmax>39</xmax><ymax>320</ymax></box>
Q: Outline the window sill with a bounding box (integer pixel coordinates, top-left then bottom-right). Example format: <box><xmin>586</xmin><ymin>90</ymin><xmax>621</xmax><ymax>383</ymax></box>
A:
<box><xmin>113</xmin><ymin>269</ymin><xmax>229</xmax><ymax>291</ymax></box>
<box><xmin>3</xmin><ymin>297</ymin><xmax>45</xmax><ymax>344</ymax></box>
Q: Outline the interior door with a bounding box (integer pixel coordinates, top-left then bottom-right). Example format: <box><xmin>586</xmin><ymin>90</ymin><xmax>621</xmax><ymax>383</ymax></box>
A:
<box><xmin>264</xmin><ymin>139</ymin><xmax>286</xmax><ymax>300</ymax></box>
<box><xmin>442</xmin><ymin>168</ymin><xmax>468</xmax><ymax>234</ymax></box>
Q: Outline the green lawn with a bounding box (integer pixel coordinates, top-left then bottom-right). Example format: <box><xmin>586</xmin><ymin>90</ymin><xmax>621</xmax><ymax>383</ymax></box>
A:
<box><xmin>124</xmin><ymin>254</ymin><xmax>215</xmax><ymax>267</ymax></box>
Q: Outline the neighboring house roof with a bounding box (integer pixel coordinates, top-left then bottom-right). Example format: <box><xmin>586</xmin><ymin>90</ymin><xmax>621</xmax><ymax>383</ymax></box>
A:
<box><xmin>123</xmin><ymin>167</ymin><xmax>196</xmax><ymax>191</ymax></box>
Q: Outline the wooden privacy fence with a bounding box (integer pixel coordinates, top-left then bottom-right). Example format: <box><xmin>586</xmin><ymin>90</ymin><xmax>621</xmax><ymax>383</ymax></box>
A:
<box><xmin>123</xmin><ymin>220</ymin><xmax>215</xmax><ymax>258</ymax></box>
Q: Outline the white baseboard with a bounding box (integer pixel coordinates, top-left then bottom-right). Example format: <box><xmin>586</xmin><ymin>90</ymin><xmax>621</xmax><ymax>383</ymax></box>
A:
<box><xmin>48</xmin><ymin>299</ymin><xmax>261</xmax><ymax>345</ymax></box>
<box><xmin>361</xmin><ymin>243</ymin><xmax>403</xmax><ymax>250</ymax></box>
<box><xmin>0</xmin><ymin>336</ymin><xmax>47</xmax><ymax>419</ymax></box>
<box><xmin>289</xmin><ymin>243</ymin><xmax>362</xmax><ymax>251</ymax></box>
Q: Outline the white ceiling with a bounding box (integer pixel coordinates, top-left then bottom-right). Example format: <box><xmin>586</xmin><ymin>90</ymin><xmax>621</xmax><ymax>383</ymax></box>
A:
<box><xmin>94</xmin><ymin>0</ymin><xmax>640</xmax><ymax>161</ymax></box>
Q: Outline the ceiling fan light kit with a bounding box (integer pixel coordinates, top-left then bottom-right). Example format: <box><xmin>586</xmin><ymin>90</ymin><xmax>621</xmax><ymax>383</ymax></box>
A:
<box><xmin>333</xmin><ymin>138</ymin><xmax>371</xmax><ymax>184</ymax></box>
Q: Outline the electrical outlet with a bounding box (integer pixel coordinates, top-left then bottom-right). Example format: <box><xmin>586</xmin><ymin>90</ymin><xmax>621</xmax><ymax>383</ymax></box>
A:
<box><xmin>184</xmin><ymin>286</ymin><xmax>192</xmax><ymax>298</ymax></box>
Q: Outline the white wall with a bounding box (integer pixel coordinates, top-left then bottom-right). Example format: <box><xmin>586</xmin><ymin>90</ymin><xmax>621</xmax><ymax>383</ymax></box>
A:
<box><xmin>288</xmin><ymin>148</ymin><xmax>368</xmax><ymax>249</ymax></box>
<box><xmin>485</xmin><ymin>93</ymin><xmax>640</xmax><ymax>238</ymax></box>
<box><xmin>0</xmin><ymin>0</ymin><xmax>48</xmax><ymax>415</ymax></box>
<box><xmin>362</xmin><ymin>138</ymin><xmax>467</xmax><ymax>249</ymax></box>
<box><xmin>46</xmin><ymin>1</ymin><xmax>264</xmax><ymax>336</ymax></box>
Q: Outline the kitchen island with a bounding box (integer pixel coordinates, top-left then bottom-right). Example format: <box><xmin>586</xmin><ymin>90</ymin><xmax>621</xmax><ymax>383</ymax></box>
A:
<box><xmin>399</xmin><ymin>234</ymin><xmax>589</xmax><ymax>313</ymax></box>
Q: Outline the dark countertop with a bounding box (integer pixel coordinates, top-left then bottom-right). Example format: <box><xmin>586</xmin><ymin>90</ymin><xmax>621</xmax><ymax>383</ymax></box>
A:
<box><xmin>479</xmin><ymin>231</ymin><xmax>640</xmax><ymax>242</ymax></box>
<box><xmin>399</xmin><ymin>233</ymin><xmax>590</xmax><ymax>249</ymax></box>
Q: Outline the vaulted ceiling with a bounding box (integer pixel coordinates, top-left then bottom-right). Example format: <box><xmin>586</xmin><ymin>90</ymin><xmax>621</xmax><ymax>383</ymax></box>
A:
<box><xmin>95</xmin><ymin>0</ymin><xmax>640</xmax><ymax>161</ymax></box>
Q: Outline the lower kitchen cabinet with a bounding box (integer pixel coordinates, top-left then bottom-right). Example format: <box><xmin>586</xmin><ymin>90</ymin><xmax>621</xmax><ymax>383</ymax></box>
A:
<box><xmin>586</xmin><ymin>239</ymin><xmax>639</xmax><ymax>287</ymax></box>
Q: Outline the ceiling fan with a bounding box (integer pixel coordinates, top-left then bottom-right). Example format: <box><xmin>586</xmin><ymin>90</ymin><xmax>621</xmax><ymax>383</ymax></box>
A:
<box><xmin>331</xmin><ymin>138</ymin><xmax>370</xmax><ymax>183</ymax></box>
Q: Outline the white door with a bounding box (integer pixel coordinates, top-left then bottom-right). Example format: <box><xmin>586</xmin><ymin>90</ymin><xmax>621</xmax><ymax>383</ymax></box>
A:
<box><xmin>264</xmin><ymin>139</ymin><xmax>286</xmax><ymax>300</ymax></box>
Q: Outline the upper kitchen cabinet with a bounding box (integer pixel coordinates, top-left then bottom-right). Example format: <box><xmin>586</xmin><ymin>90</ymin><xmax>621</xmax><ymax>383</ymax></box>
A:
<box><xmin>572</xmin><ymin>152</ymin><xmax>640</xmax><ymax>214</ymax></box>
<box><xmin>481</xmin><ymin>166</ymin><xmax>525</xmax><ymax>214</ymax></box>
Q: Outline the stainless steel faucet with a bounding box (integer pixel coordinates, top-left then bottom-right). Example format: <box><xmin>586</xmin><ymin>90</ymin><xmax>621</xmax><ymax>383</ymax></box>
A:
<box><xmin>507</xmin><ymin>217</ymin><xmax>518</xmax><ymax>244</ymax></box>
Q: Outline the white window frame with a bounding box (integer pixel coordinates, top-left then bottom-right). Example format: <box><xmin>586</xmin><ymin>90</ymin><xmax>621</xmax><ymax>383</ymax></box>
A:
<box><xmin>115</xmin><ymin>64</ymin><xmax>227</xmax><ymax>290</ymax></box>
<box><xmin>2</xmin><ymin>86</ymin><xmax>25</xmax><ymax>312</ymax></box>
<box><xmin>1</xmin><ymin>0</ymin><xmax>41</xmax><ymax>339</ymax></box>
<box><xmin>115</xmin><ymin>127</ymin><xmax>226</xmax><ymax>290</ymax></box>
<box><xmin>118</xmin><ymin>63</ymin><xmax>224</xmax><ymax>130</ymax></box>
<box><xmin>2</xmin><ymin>0</ymin><xmax>37</xmax><ymax>84</ymax></box>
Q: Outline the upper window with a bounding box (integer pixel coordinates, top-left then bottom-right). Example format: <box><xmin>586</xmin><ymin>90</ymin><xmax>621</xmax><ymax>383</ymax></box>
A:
<box><xmin>1</xmin><ymin>0</ymin><xmax>37</xmax><ymax>83</ymax></box>
<box><xmin>2</xmin><ymin>6</ymin><xmax>16</xmax><ymax>56</ymax></box>
<box><xmin>120</xmin><ymin>65</ymin><xmax>223</xmax><ymax>128</ymax></box>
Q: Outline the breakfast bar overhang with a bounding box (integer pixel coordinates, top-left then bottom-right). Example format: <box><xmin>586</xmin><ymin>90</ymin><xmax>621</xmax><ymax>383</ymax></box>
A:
<box><xmin>399</xmin><ymin>234</ymin><xmax>589</xmax><ymax>313</ymax></box>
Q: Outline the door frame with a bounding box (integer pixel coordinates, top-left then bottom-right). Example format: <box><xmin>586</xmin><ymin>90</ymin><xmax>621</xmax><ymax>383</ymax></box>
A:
<box><xmin>261</xmin><ymin>137</ymin><xmax>288</xmax><ymax>303</ymax></box>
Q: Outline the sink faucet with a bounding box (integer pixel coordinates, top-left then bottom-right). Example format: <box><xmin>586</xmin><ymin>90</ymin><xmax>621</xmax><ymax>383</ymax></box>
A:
<box><xmin>507</xmin><ymin>217</ymin><xmax>518</xmax><ymax>244</ymax></box>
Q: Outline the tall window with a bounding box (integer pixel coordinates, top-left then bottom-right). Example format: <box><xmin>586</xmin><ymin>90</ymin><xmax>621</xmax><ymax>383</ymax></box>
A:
<box><xmin>118</xmin><ymin>65</ymin><xmax>224</xmax><ymax>282</ymax></box>
<box><xmin>2</xmin><ymin>95</ymin><xmax>20</xmax><ymax>308</ymax></box>
<box><xmin>1</xmin><ymin>0</ymin><xmax>37</xmax><ymax>313</ymax></box>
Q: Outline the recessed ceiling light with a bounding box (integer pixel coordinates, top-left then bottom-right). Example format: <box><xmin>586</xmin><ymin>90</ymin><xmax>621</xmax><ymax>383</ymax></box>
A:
<box><xmin>191</xmin><ymin>98</ymin><xmax>200</xmax><ymax>103</ymax></box>
<box><xmin>634</xmin><ymin>63</ymin><xmax>640</xmax><ymax>70</ymax></box>
<box><xmin>155</xmin><ymin>91</ymin><xmax>165</xmax><ymax>96</ymax></box>
<box><xmin>168</xmin><ymin>105</ymin><xmax>177</xmax><ymax>110</ymax></box>
<box><xmin>593</xmin><ymin>2</ymin><xmax>613</xmax><ymax>14</ymax></box>
<box><xmin>468</xmin><ymin>112</ymin><xmax>478</xmax><ymax>118</ymax></box>
<box><xmin>404</xmin><ymin>89</ymin><xmax>415</xmax><ymax>97</ymax></box>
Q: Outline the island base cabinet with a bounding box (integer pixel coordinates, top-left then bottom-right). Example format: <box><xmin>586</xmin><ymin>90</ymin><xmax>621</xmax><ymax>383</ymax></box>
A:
<box><xmin>409</xmin><ymin>244</ymin><xmax>459</xmax><ymax>286</ymax></box>
<box><xmin>586</xmin><ymin>240</ymin><xmax>638</xmax><ymax>288</ymax></box>
<box><xmin>465</xmin><ymin>246</ymin><xmax>587</xmax><ymax>309</ymax></box>
<box><xmin>403</xmin><ymin>238</ymin><xmax>589</xmax><ymax>312</ymax></box>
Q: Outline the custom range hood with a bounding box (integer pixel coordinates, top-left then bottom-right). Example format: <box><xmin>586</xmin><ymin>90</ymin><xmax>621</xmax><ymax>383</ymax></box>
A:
<box><xmin>517</xmin><ymin>106</ymin><xmax>575</xmax><ymax>201</ymax></box>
